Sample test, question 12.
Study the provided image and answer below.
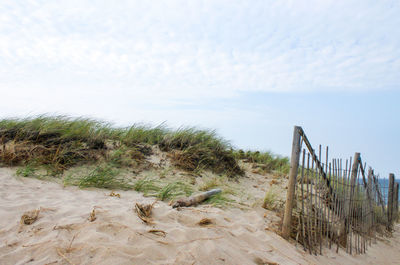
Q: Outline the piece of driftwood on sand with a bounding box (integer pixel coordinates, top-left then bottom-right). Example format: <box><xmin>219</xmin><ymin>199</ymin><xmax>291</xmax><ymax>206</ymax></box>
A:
<box><xmin>172</xmin><ymin>189</ymin><xmax>221</xmax><ymax>208</ymax></box>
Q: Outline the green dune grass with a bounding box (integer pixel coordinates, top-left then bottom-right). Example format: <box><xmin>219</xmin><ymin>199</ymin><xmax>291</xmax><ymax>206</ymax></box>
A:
<box><xmin>1</xmin><ymin>115</ymin><xmax>289</xmax><ymax>190</ymax></box>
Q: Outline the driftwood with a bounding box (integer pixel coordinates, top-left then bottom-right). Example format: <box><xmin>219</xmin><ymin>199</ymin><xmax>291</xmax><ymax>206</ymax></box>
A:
<box><xmin>172</xmin><ymin>189</ymin><xmax>221</xmax><ymax>208</ymax></box>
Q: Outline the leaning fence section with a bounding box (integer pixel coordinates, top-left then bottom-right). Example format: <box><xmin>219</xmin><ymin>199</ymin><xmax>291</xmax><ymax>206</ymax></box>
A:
<box><xmin>282</xmin><ymin>126</ymin><xmax>398</xmax><ymax>255</ymax></box>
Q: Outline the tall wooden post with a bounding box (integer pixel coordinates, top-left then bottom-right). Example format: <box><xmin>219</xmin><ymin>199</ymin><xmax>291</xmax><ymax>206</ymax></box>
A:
<box><xmin>345</xmin><ymin>153</ymin><xmax>360</xmax><ymax>225</ymax></box>
<box><xmin>367</xmin><ymin>169</ymin><xmax>374</xmax><ymax>233</ymax></box>
<box><xmin>282</xmin><ymin>126</ymin><xmax>302</xmax><ymax>239</ymax></box>
<box><xmin>373</xmin><ymin>173</ymin><xmax>386</xmax><ymax>218</ymax></box>
<box><xmin>387</xmin><ymin>173</ymin><xmax>395</xmax><ymax>230</ymax></box>
<box><xmin>394</xmin><ymin>182</ymin><xmax>399</xmax><ymax>222</ymax></box>
<box><xmin>346</xmin><ymin>153</ymin><xmax>359</xmax><ymax>254</ymax></box>
<box><xmin>367</xmin><ymin>169</ymin><xmax>376</xmax><ymax>243</ymax></box>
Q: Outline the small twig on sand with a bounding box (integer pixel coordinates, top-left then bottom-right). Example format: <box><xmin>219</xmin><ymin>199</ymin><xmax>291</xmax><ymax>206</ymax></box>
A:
<box><xmin>67</xmin><ymin>232</ymin><xmax>79</xmax><ymax>253</ymax></box>
<box><xmin>56</xmin><ymin>248</ymin><xmax>75</xmax><ymax>265</ymax></box>
<box><xmin>136</xmin><ymin>231</ymin><xmax>222</xmax><ymax>245</ymax></box>
<box><xmin>22</xmin><ymin>240</ymin><xmax>53</xmax><ymax>248</ymax></box>
<box><xmin>175</xmin><ymin>236</ymin><xmax>223</xmax><ymax>244</ymax></box>
<box><xmin>148</xmin><ymin>229</ymin><xmax>167</xmax><ymax>237</ymax></box>
<box><xmin>136</xmin><ymin>232</ymin><xmax>169</xmax><ymax>245</ymax></box>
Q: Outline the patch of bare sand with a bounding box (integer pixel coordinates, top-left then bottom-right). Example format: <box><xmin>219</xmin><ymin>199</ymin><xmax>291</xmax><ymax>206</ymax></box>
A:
<box><xmin>0</xmin><ymin>168</ymin><xmax>399</xmax><ymax>265</ymax></box>
<box><xmin>307</xmin><ymin>224</ymin><xmax>400</xmax><ymax>265</ymax></box>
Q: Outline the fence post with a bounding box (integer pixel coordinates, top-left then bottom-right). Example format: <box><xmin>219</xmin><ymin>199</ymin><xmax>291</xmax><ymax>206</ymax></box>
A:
<box><xmin>387</xmin><ymin>174</ymin><xmax>395</xmax><ymax>230</ymax></box>
<box><xmin>347</xmin><ymin>153</ymin><xmax>360</xmax><ymax>253</ymax></box>
<box><xmin>367</xmin><ymin>169</ymin><xmax>374</xmax><ymax>239</ymax></box>
<box><xmin>373</xmin><ymin>173</ymin><xmax>386</xmax><ymax>218</ymax></box>
<box><xmin>282</xmin><ymin>126</ymin><xmax>302</xmax><ymax>239</ymax></box>
<box><xmin>345</xmin><ymin>153</ymin><xmax>360</xmax><ymax>215</ymax></box>
<box><xmin>395</xmin><ymin>182</ymin><xmax>399</xmax><ymax>222</ymax></box>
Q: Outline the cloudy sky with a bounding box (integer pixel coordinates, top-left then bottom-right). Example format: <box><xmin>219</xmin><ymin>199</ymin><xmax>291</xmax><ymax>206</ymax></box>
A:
<box><xmin>0</xmin><ymin>0</ymin><xmax>399</xmax><ymax>177</ymax></box>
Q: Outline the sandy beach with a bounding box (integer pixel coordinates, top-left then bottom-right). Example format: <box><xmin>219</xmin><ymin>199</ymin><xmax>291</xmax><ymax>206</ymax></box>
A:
<box><xmin>1</xmin><ymin>167</ymin><xmax>399</xmax><ymax>265</ymax></box>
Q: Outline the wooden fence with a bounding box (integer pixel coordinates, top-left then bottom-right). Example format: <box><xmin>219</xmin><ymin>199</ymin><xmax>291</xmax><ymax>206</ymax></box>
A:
<box><xmin>282</xmin><ymin>126</ymin><xmax>398</xmax><ymax>255</ymax></box>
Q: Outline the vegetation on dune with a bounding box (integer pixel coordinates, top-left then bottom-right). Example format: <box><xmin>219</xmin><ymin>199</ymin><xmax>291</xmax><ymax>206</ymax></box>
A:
<box><xmin>198</xmin><ymin>176</ymin><xmax>236</xmax><ymax>194</ymax></box>
<box><xmin>74</xmin><ymin>165</ymin><xmax>132</xmax><ymax>190</ymax></box>
<box><xmin>233</xmin><ymin>150</ymin><xmax>290</xmax><ymax>174</ymax></box>
<box><xmin>108</xmin><ymin>146</ymin><xmax>148</xmax><ymax>168</ymax></box>
<box><xmin>133</xmin><ymin>177</ymin><xmax>193</xmax><ymax>201</ymax></box>
<box><xmin>122</xmin><ymin>124</ymin><xmax>168</xmax><ymax>146</ymax></box>
<box><xmin>160</xmin><ymin>127</ymin><xmax>243</xmax><ymax>176</ymax></box>
<box><xmin>0</xmin><ymin>116</ymin><xmax>244</xmax><ymax>176</ymax></box>
<box><xmin>1</xmin><ymin>115</ymin><xmax>290</xmax><ymax>200</ymax></box>
<box><xmin>169</xmin><ymin>146</ymin><xmax>243</xmax><ymax>177</ymax></box>
<box><xmin>0</xmin><ymin>116</ymin><xmax>115</xmax><ymax>172</ymax></box>
<box><xmin>133</xmin><ymin>178</ymin><xmax>161</xmax><ymax>195</ymax></box>
<box><xmin>157</xmin><ymin>181</ymin><xmax>193</xmax><ymax>201</ymax></box>
<box><xmin>16</xmin><ymin>164</ymin><xmax>37</xmax><ymax>178</ymax></box>
<box><xmin>203</xmin><ymin>192</ymin><xmax>236</xmax><ymax>208</ymax></box>
<box><xmin>262</xmin><ymin>189</ymin><xmax>278</xmax><ymax>210</ymax></box>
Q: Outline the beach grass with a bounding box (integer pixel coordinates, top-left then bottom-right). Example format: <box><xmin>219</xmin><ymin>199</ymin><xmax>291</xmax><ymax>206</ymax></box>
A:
<box><xmin>1</xmin><ymin>115</ymin><xmax>290</xmax><ymax>193</ymax></box>
<box><xmin>133</xmin><ymin>178</ymin><xmax>161</xmax><ymax>196</ymax></box>
<box><xmin>157</xmin><ymin>181</ymin><xmax>193</xmax><ymax>200</ymax></box>
<box><xmin>203</xmin><ymin>192</ymin><xmax>236</xmax><ymax>208</ymax></box>
<box><xmin>234</xmin><ymin>150</ymin><xmax>290</xmax><ymax>174</ymax></box>
<box><xmin>133</xmin><ymin>178</ymin><xmax>193</xmax><ymax>201</ymax></box>
<box><xmin>0</xmin><ymin>115</ymin><xmax>245</xmax><ymax>176</ymax></box>
<box><xmin>262</xmin><ymin>189</ymin><xmax>278</xmax><ymax>210</ymax></box>
<box><xmin>16</xmin><ymin>164</ymin><xmax>37</xmax><ymax>178</ymax></box>
<box><xmin>64</xmin><ymin>165</ymin><xmax>133</xmax><ymax>190</ymax></box>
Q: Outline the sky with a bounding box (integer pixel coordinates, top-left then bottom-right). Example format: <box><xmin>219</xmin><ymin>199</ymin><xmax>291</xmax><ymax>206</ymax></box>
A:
<box><xmin>0</xmin><ymin>0</ymin><xmax>399</xmax><ymax>178</ymax></box>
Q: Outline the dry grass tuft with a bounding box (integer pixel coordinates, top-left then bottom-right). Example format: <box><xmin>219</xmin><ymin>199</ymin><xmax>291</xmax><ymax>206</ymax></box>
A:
<box><xmin>135</xmin><ymin>202</ymin><xmax>155</xmax><ymax>224</ymax></box>
<box><xmin>198</xmin><ymin>218</ymin><xmax>214</xmax><ymax>226</ymax></box>
<box><xmin>270</xmin><ymin>179</ymin><xmax>279</xmax><ymax>186</ymax></box>
<box><xmin>109</xmin><ymin>191</ymin><xmax>121</xmax><ymax>198</ymax></box>
<box><xmin>262</xmin><ymin>189</ymin><xmax>278</xmax><ymax>211</ymax></box>
<box><xmin>88</xmin><ymin>208</ymin><xmax>96</xmax><ymax>222</ymax></box>
<box><xmin>20</xmin><ymin>209</ymin><xmax>40</xmax><ymax>225</ymax></box>
<box><xmin>169</xmin><ymin>148</ymin><xmax>243</xmax><ymax>177</ymax></box>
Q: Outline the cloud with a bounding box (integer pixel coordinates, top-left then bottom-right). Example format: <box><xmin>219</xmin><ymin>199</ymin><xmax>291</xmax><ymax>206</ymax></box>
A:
<box><xmin>1</xmin><ymin>1</ymin><xmax>399</xmax><ymax>181</ymax></box>
<box><xmin>0</xmin><ymin>0</ymin><xmax>399</xmax><ymax>106</ymax></box>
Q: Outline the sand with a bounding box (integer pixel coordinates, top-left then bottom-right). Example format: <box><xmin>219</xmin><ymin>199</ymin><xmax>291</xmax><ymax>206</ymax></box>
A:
<box><xmin>0</xmin><ymin>167</ymin><xmax>399</xmax><ymax>265</ymax></box>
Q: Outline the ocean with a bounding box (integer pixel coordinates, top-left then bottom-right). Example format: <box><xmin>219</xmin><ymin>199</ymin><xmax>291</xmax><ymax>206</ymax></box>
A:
<box><xmin>377</xmin><ymin>178</ymin><xmax>400</xmax><ymax>205</ymax></box>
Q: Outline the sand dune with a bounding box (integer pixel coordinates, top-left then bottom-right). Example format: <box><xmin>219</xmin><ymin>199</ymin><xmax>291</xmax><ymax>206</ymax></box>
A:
<box><xmin>0</xmin><ymin>168</ymin><xmax>399</xmax><ymax>265</ymax></box>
